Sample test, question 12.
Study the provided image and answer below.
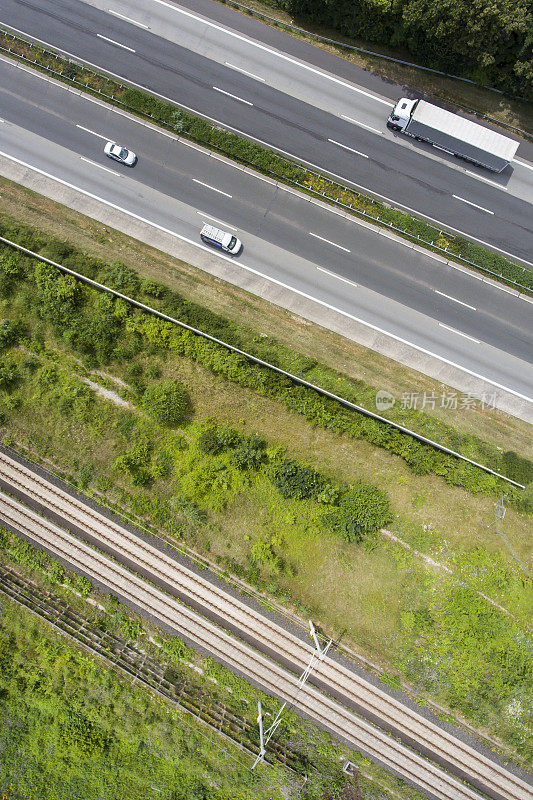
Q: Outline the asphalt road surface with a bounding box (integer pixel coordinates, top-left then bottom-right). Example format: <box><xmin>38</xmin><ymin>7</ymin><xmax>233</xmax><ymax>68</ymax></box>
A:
<box><xmin>2</xmin><ymin>0</ymin><xmax>533</xmax><ymax>266</ymax></box>
<box><xmin>0</xmin><ymin>58</ymin><xmax>532</xmax><ymax>404</ymax></box>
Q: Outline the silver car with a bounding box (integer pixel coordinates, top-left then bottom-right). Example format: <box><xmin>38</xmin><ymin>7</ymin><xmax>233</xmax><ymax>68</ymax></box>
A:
<box><xmin>104</xmin><ymin>141</ymin><xmax>137</xmax><ymax>166</ymax></box>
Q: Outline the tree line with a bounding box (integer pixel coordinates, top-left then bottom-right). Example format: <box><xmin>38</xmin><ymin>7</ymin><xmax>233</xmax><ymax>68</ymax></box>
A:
<box><xmin>277</xmin><ymin>0</ymin><xmax>533</xmax><ymax>98</ymax></box>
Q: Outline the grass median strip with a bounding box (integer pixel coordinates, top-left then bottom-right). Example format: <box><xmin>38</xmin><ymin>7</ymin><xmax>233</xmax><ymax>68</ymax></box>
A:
<box><xmin>0</xmin><ymin>27</ymin><xmax>531</xmax><ymax>294</ymax></box>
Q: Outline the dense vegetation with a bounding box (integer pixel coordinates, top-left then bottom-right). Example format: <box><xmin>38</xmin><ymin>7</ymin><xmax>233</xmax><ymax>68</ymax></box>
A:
<box><xmin>275</xmin><ymin>0</ymin><xmax>533</xmax><ymax>98</ymax></box>
<box><xmin>1</xmin><ymin>593</ymin><xmax>369</xmax><ymax>800</ymax></box>
<box><xmin>0</xmin><ymin>217</ymin><xmax>531</xmax><ymax>503</ymax></box>
<box><xmin>0</xmin><ymin>215</ymin><xmax>531</xmax><ymax>760</ymax></box>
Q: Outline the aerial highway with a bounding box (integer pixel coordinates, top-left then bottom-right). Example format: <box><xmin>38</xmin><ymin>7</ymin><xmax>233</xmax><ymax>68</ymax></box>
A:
<box><xmin>0</xmin><ymin>58</ymin><xmax>531</xmax><ymax>409</ymax></box>
<box><xmin>0</xmin><ymin>449</ymin><xmax>531</xmax><ymax>800</ymax></box>
<box><xmin>1</xmin><ymin>0</ymin><xmax>533</xmax><ymax>265</ymax></box>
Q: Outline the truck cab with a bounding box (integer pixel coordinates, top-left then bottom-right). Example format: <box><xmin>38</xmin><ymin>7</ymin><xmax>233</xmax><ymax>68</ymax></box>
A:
<box><xmin>387</xmin><ymin>98</ymin><xmax>417</xmax><ymax>132</ymax></box>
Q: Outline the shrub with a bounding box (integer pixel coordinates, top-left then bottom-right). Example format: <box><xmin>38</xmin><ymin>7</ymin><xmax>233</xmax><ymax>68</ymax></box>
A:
<box><xmin>113</xmin><ymin>436</ymin><xmax>153</xmax><ymax>486</ymax></box>
<box><xmin>271</xmin><ymin>458</ymin><xmax>327</xmax><ymax>500</ymax></box>
<box><xmin>502</xmin><ymin>451</ymin><xmax>533</xmax><ymax>486</ymax></box>
<box><xmin>77</xmin><ymin>463</ymin><xmax>94</xmax><ymax>490</ymax></box>
<box><xmin>125</xmin><ymin>363</ymin><xmax>143</xmax><ymax>380</ymax></box>
<box><xmin>151</xmin><ymin>448</ymin><xmax>174</xmax><ymax>479</ymax></box>
<box><xmin>145</xmin><ymin>364</ymin><xmax>161</xmax><ymax>379</ymax></box>
<box><xmin>142</xmin><ymin>380</ymin><xmax>189</xmax><ymax>426</ymax></box>
<box><xmin>198</xmin><ymin>428</ymin><xmax>223</xmax><ymax>455</ymax></box>
<box><xmin>0</xmin><ymin>526</ymin><xmax>9</xmax><ymax>549</ymax></box>
<box><xmin>0</xmin><ymin>360</ymin><xmax>20</xmax><ymax>390</ymax></box>
<box><xmin>118</xmin><ymin>616</ymin><xmax>143</xmax><ymax>640</ymax></box>
<box><xmin>231</xmin><ymin>434</ymin><xmax>266</xmax><ymax>471</ymax></box>
<box><xmin>47</xmin><ymin>560</ymin><xmax>65</xmax><ymax>584</ymax></box>
<box><xmin>8</xmin><ymin>536</ymin><xmax>47</xmax><ymax>570</ymax></box>
<box><xmin>180</xmin><ymin>457</ymin><xmax>237</xmax><ymax>511</ymax></box>
<box><xmin>170</xmin><ymin>495</ymin><xmax>207</xmax><ymax>528</ymax></box>
<box><xmin>0</xmin><ymin>319</ymin><xmax>25</xmax><ymax>349</ymax></box>
<box><xmin>99</xmin><ymin>261</ymin><xmax>140</xmax><ymax>295</ymax></box>
<box><xmin>38</xmin><ymin>238</ymin><xmax>74</xmax><ymax>263</ymax></box>
<box><xmin>325</xmin><ymin>482</ymin><xmax>391</xmax><ymax>542</ymax></box>
<box><xmin>36</xmin><ymin>367</ymin><xmax>59</xmax><ymax>396</ymax></box>
<box><xmin>33</xmin><ymin>262</ymin><xmax>82</xmax><ymax>326</ymax></box>
<box><xmin>21</xmin><ymin>356</ymin><xmax>40</xmax><ymax>373</ymax></box>
<box><xmin>141</xmin><ymin>278</ymin><xmax>167</xmax><ymax>298</ymax></box>
<box><xmin>53</xmin><ymin>381</ymin><xmax>95</xmax><ymax>418</ymax></box>
<box><xmin>217</xmin><ymin>427</ymin><xmax>241</xmax><ymax>448</ymax></box>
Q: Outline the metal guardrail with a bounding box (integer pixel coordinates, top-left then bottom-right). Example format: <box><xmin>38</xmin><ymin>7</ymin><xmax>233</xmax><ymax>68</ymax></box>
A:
<box><xmin>0</xmin><ymin>236</ymin><xmax>526</xmax><ymax>490</ymax></box>
<box><xmin>0</xmin><ymin>29</ymin><xmax>531</xmax><ymax>294</ymax></box>
<box><xmin>216</xmin><ymin>0</ymin><xmax>533</xmax><ymax>122</ymax></box>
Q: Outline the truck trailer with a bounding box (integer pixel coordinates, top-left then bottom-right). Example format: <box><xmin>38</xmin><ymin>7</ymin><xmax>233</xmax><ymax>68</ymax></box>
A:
<box><xmin>387</xmin><ymin>98</ymin><xmax>519</xmax><ymax>173</ymax></box>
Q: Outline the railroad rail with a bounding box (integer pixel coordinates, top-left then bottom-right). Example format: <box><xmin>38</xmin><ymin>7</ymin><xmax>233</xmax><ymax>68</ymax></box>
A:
<box><xmin>0</xmin><ymin>564</ymin><xmax>305</xmax><ymax>773</ymax></box>
<box><xmin>0</xmin><ymin>450</ymin><xmax>529</xmax><ymax>800</ymax></box>
<box><xmin>0</xmin><ymin>488</ymin><xmax>528</xmax><ymax>800</ymax></box>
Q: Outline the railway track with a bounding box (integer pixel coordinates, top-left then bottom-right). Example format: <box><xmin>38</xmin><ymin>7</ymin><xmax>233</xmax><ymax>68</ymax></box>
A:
<box><xmin>0</xmin><ymin>488</ymin><xmax>494</xmax><ymax>800</ymax></box>
<box><xmin>0</xmin><ymin>564</ymin><xmax>306</xmax><ymax>773</ymax></box>
<box><xmin>0</xmin><ymin>451</ymin><xmax>530</xmax><ymax>800</ymax></box>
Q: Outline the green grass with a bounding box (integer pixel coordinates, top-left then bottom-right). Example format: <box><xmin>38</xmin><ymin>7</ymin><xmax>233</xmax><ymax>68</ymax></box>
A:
<box><xmin>1</xmin><ymin>179</ymin><xmax>531</xmax><ymax>463</ymax></box>
<box><xmin>2</xmin><ymin>336</ymin><xmax>531</xmax><ymax>760</ymax></box>
<box><xmin>0</xmin><ymin>201</ymin><xmax>530</xmax><ymax>760</ymax></box>
<box><xmin>0</xmin><ymin>553</ymin><xmax>427</xmax><ymax>800</ymax></box>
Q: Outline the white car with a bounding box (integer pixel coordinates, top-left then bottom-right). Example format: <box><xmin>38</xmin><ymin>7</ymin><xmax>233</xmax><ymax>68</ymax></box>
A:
<box><xmin>104</xmin><ymin>141</ymin><xmax>137</xmax><ymax>166</ymax></box>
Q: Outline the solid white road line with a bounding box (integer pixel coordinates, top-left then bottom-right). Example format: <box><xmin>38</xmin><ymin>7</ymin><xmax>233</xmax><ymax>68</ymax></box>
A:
<box><xmin>212</xmin><ymin>86</ymin><xmax>253</xmax><ymax>106</ymax></box>
<box><xmin>328</xmin><ymin>139</ymin><xmax>368</xmax><ymax>158</ymax></box>
<box><xmin>5</xmin><ymin>56</ymin><xmax>533</xmax><ymax>302</ymax></box>
<box><xmin>96</xmin><ymin>33</ymin><xmax>136</xmax><ymax>52</ymax></box>
<box><xmin>108</xmin><ymin>9</ymin><xmax>149</xmax><ymax>29</ymax></box>
<box><xmin>224</xmin><ymin>62</ymin><xmax>265</xmax><ymax>82</ymax></box>
<box><xmin>513</xmin><ymin>158</ymin><xmax>533</xmax><ymax>172</ymax></box>
<box><xmin>309</xmin><ymin>233</ymin><xmax>350</xmax><ymax>252</ymax></box>
<box><xmin>452</xmin><ymin>195</ymin><xmax>494</xmax><ymax>215</ymax></box>
<box><xmin>2</xmin><ymin>28</ymin><xmax>529</xmax><ymax>268</ymax></box>
<box><xmin>192</xmin><ymin>178</ymin><xmax>232</xmax><ymax>198</ymax></box>
<box><xmin>340</xmin><ymin>115</ymin><xmax>382</xmax><ymax>134</ymax></box>
<box><xmin>317</xmin><ymin>267</ymin><xmax>357</xmax><ymax>287</ymax></box>
<box><xmin>196</xmin><ymin>210</ymin><xmax>237</xmax><ymax>230</ymax></box>
<box><xmin>0</xmin><ymin>147</ymin><xmax>530</xmax><ymax>403</ymax></box>
<box><xmin>80</xmin><ymin>156</ymin><xmax>120</xmax><ymax>174</ymax></box>
<box><xmin>76</xmin><ymin>124</ymin><xmax>111</xmax><ymax>141</ymax></box>
<box><xmin>149</xmin><ymin>0</ymin><xmax>390</xmax><ymax>105</ymax></box>
<box><xmin>438</xmin><ymin>323</ymin><xmax>480</xmax><ymax>343</ymax></box>
<box><xmin>434</xmin><ymin>290</ymin><xmax>476</xmax><ymax>310</ymax></box>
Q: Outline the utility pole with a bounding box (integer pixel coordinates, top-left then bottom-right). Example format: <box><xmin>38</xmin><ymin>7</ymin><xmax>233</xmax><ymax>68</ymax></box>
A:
<box><xmin>489</xmin><ymin>495</ymin><xmax>531</xmax><ymax>577</ymax></box>
<box><xmin>253</xmin><ymin>620</ymin><xmax>333</xmax><ymax>768</ymax></box>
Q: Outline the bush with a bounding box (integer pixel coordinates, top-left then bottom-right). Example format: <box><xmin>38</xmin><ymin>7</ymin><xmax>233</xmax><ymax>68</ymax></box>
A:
<box><xmin>0</xmin><ymin>319</ymin><xmax>25</xmax><ymax>349</ymax></box>
<box><xmin>33</xmin><ymin>262</ymin><xmax>82</xmax><ymax>325</ymax></box>
<box><xmin>231</xmin><ymin>434</ymin><xmax>266</xmax><ymax>471</ymax></box>
<box><xmin>325</xmin><ymin>482</ymin><xmax>391</xmax><ymax>542</ymax></box>
<box><xmin>502</xmin><ymin>451</ymin><xmax>533</xmax><ymax>486</ymax></box>
<box><xmin>151</xmin><ymin>448</ymin><xmax>174</xmax><ymax>479</ymax></box>
<box><xmin>36</xmin><ymin>364</ymin><xmax>59</xmax><ymax>390</ymax></box>
<box><xmin>142</xmin><ymin>380</ymin><xmax>189</xmax><ymax>426</ymax></box>
<box><xmin>145</xmin><ymin>364</ymin><xmax>161</xmax><ymax>379</ymax></box>
<box><xmin>113</xmin><ymin>437</ymin><xmax>153</xmax><ymax>486</ymax></box>
<box><xmin>271</xmin><ymin>458</ymin><xmax>327</xmax><ymax>500</ymax></box>
<box><xmin>99</xmin><ymin>261</ymin><xmax>141</xmax><ymax>295</ymax></box>
<box><xmin>198</xmin><ymin>428</ymin><xmax>223</xmax><ymax>455</ymax></box>
<box><xmin>0</xmin><ymin>360</ymin><xmax>20</xmax><ymax>390</ymax></box>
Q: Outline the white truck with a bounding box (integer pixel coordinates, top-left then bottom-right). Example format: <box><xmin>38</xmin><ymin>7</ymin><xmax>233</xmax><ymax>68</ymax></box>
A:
<box><xmin>387</xmin><ymin>98</ymin><xmax>519</xmax><ymax>173</ymax></box>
